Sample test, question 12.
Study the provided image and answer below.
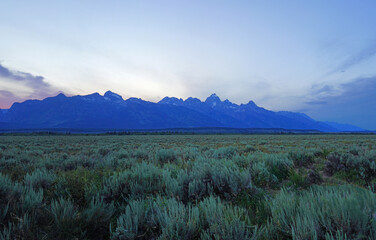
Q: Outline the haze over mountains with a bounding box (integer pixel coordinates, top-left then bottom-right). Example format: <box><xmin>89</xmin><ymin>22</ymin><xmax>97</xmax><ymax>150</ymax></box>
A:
<box><xmin>0</xmin><ymin>91</ymin><xmax>365</xmax><ymax>132</ymax></box>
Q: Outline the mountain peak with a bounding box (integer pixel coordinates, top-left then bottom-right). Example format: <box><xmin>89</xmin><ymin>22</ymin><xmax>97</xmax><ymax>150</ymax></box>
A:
<box><xmin>104</xmin><ymin>91</ymin><xmax>123</xmax><ymax>101</ymax></box>
<box><xmin>205</xmin><ymin>93</ymin><xmax>221</xmax><ymax>106</ymax></box>
<box><xmin>246</xmin><ymin>100</ymin><xmax>258</xmax><ymax>108</ymax></box>
<box><xmin>125</xmin><ymin>97</ymin><xmax>145</xmax><ymax>104</ymax></box>
<box><xmin>159</xmin><ymin>97</ymin><xmax>184</xmax><ymax>105</ymax></box>
<box><xmin>85</xmin><ymin>92</ymin><xmax>101</xmax><ymax>97</ymax></box>
<box><xmin>207</xmin><ymin>93</ymin><xmax>219</xmax><ymax>99</ymax></box>
<box><xmin>185</xmin><ymin>97</ymin><xmax>202</xmax><ymax>103</ymax></box>
<box><xmin>56</xmin><ymin>93</ymin><xmax>67</xmax><ymax>98</ymax></box>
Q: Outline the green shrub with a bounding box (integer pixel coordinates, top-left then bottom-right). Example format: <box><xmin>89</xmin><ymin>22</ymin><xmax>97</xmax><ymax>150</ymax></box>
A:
<box><xmin>151</xmin><ymin>197</ymin><xmax>200</xmax><ymax>239</ymax></box>
<box><xmin>288</xmin><ymin>150</ymin><xmax>314</xmax><ymax>168</ymax></box>
<box><xmin>0</xmin><ymin>157</ymin><xmax>28</xmax><ymax>181</ymax></box>
<box><xmin>262</xmin><ymin>154</ymin><xmax>292</xmax><ymax>180</ymax></box>
<box><xmin>325</xmin><ymin>150</ymin><xmax>376</xmax><ymax>184</ymax></box>
<box><xmin>179</xmin><ymin>158</ymin><xmax>249</xmax><ymax>202</ymax></box>
<box><xmin>0</xmin><ymin>173</ymin><xmax>20</xmax><ymax>204</ymax></box>
<box><xmin>348</xmin><ymin>145</ymin><xmax>361</xmax><ymax>156</ymax></box>
<box><xmin>250</xmin><ymin>154</ymin><xmax>292</xmax><ymax>188</ymax></box>
<box><xmin>199</xmin><ymin>196</ymin><xmax>263</xmax><ymax>240</ymax></box>
<box><xmin>24</xmin><ymin>168</ymin><xmax>56</xmax><ymax>190</ymax></box>
<box><xmin>270</xmin><ymin>185</ymin><xmax>376</xmax><ymax>239</ymax></box>
<box><xmin>59</xmin><ymin>167</ymin><xmax>105</xmax><ymax>206</ymax></box>
<box><xmin>50</xmin><ymin>198</ymin><xmax>81</xmax><ymax>239</ymax></box>
<box><xmin>82</xmin><ymin>197</ymin><xmax>115</xmax><ymax>239</ymax></box>
<box><xmin>0</xmin><ymin>214</ymin><xmax>36</xmax><ymax>239</ymax></box>
<box><xmin>113</xmin><ymin>196</ymin><xmax>261</xmax><ymax>240</ymax></box>
<box><xmin>61</xmin><ymin>154</ymin><xmax>96</xmax><ymax>170</ymax></box>
<box><xmin>0</xmin><ymin>173</ymin><xmax>23</xmax><ymax>223</ymax></box>
<box><xmin>20</xmin><ymin>187</ymin><xmax>43</xmax><ymax>214</ymax></box>
<box><xmin>98</xmin><ymin>148</ymin><xmax>111</xmax><ymax>156</ymax></box>
<box><xmin>132</xmin><ymin>144</ymin><xmax>151</xmax><ymax>160</ymax></box>
<box><xmin>111</xmin><ymin>199</ymin><xmax>150</xmax><ymax>239</ymax></box>
<box><xmin>212</xmin><ymin>146</ymin><xmax>237</xmax><ymax>159</ymax></box>
<box><xmin>181</xmin><ymin>146</ymin><xmax>200</xmax><ymax>161</ymax></box>
<box><xmin>306</xmin><ymin>169</ymin><xmax>323</xmax><ymax>185</ymax></box>
<box><xmin>117</xmin><ymin>149</ymin><xmax>130</xmax><ymax>159</ymax></box>
<box><xmin>155</xmin><ymin>149</ymin><xmax>177</xmax><ymax>164</ymax></box>
<box><xmin>101</xmin><ymin>162</ymin><xmax>178</xmax><ymax>204</ymax></box>
<box><xmin>233</xmin><ymin>155</ymin><xmax>252</xmax><ymax>169</ymax></box>
<box><xmin>288</xmin><ymin>169</ymin><xmax>308</xmax><ymax>189</ymax></box>
<box><xmin>0</xmin><ymin>223</ymin><xmax>12</xmax><ymax>240</ymax></box>
<box><xmin>250</xmin><ymin>161</ymin><xmax>278</xmax><ymax>187</ymax></box>
<box><xmin>234</xmin><ymin>188</ymin><xmax>271</xmax><ymax>226</ymax></box>
<box><xmin>324</xmin><ymin>152</ymin><xmax>346</xmax><ymax>176</ymax></box>
<box><xmin>244</xmin><ymin>145</ymin><xmax>257</xmax><ymax>153</ymax></box>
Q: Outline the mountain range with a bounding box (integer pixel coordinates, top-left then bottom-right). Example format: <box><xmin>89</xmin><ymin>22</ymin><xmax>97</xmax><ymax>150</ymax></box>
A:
<box><xmin>0</xmin><ymin>91</ymin><xmax>365</xmax><ymax>132</ymax></box>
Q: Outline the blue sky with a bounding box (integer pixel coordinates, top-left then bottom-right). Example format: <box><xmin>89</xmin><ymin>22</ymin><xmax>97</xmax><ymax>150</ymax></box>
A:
<box><xmin>0</xmin><ymin>0</ymin><xmax>375</xmax><ymax>129</ymax></box>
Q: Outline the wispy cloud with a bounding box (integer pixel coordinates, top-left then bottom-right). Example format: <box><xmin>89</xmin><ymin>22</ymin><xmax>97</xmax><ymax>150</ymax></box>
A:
<box><xmin>310</xmin><ymin>84</ymin><xmax>336</xmax><ymax>96</ymax></box>
<box><xmin>327</xmin><ymin>42</ymin><xmax>376</xmax><ymax>75</ymax></box>
<box><xmin>0</xmin><ymin>63</ymin><xmax>61</xmax><ymax>108</ymax></box>
<box><xmin>305</xmin><ymin>100</ymin><xmax>327</xmax><ymax>105</ymax></box>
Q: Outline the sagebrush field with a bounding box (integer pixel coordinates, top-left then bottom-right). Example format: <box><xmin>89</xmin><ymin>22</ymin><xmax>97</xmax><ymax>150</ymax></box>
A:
<box><xmin>0</xmin><ymin>134</ymin><xmax>375</xmax><ymax>239</ymax></box>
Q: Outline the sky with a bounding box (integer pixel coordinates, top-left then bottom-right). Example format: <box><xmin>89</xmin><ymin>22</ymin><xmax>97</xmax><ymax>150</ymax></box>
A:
<box><xmin>0</xmin><ymin>0</ymin><xmax>376</xmax><ymax>129</ymax></box>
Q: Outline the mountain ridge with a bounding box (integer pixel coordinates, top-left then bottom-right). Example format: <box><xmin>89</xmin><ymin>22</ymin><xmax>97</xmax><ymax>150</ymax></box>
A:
<box><xmin>0</xmin><ymin>91</ymin><xmax>365</xmax><ymax>132</ymax></box>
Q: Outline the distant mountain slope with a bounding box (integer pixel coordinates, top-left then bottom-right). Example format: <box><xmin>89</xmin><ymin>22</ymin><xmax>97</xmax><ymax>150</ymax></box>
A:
<box><xmin>323</xmin><ymin>121</ymin><xmax>365</xmax><ymax>132</ymax></box>
<box><xmin>0</xmin><ymin>109</ymin><xmax>5</xmax><ymax>122</ymax></box>
<box><xmin>159</xmin><ymin>94</ymin><xmax>336</xmax><ymax>131</ymax></box>
<box><xmin>1</xmin><ymin>91</ymin><xmax>222</xmax><ymax>129</ymax></box>
<box><xmin>0</xmin><ymin>91</ymin><xmax>365</xmax><ymax>132</ymax></box>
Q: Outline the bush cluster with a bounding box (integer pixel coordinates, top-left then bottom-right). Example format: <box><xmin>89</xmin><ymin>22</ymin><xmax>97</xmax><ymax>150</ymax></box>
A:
<box><xmin>111</xmin><ymin>196</ymin><xmax>262</xmax><ymax>239</ymax></box>
<box><xmin>325</xmin><ymin>150</ymin><xmax>376</xmax><ymax>184</ymax></box>
<box><xmin>269</xmin><ymin>185</ymin><xmax>376</xmax><ymax>239</ymax></box>
<box><xmin>0</xmin><ymin>134</ymin><xmax>375</xmax><ymax>239</ymax></box>
<box><xmin>250</xmin><ymin>153</ymin><xmax>292</xmax><ymax>188</ymax></box>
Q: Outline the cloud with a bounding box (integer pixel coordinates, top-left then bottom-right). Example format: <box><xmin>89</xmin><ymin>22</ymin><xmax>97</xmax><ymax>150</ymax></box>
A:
<box><xmin>328</xmin><ymin>42</ymin><xmax>376</xmax><ymax>75</ymax></box>
<box><xmin>305</xmin><ymin>100</ymin><xmax>327</xmax><ymax>105</ymax></box>
<box><xmin>310</xmin><ymin>84</ymin><xmax>335</xmax><ymax>95</ymax></box>
<box><xmin>0</xmin><ymin>63</ymin><xmax>51</xmax><ymax>88</ymax></box>
<box><xmin>0</xmin><ymin>63</ymin><xmax>60</xmax><ymax>108</ymax></box>
<box><xmin>339</xmin><ymin>77</ymin><xmax>376</xmax><ymax>98</ymax></box>
<box><xmin>0</xmin><ymin>90</ymin><xmax>15</xmax><ymax>98</ymax></box>
<box><xmin>338</xmin><ymin>43</ymin><xmax>376</xmax><ymax>71</ymax></box>
<box><xmin>302</xmin><ymin>76</ymin><xmax>376</xmax><ymax>130</ymax></box>
<box><xmin>0</xmin><ymin>90</ymin><xmax>22</xmax><ymax>109</ymax></box>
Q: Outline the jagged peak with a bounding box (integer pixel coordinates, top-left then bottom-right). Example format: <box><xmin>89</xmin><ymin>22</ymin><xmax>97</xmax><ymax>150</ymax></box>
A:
<box><xmin>205</xmin><ymin>93</ymin><xmax>221</xmax><ymax>103</ymax></box>
<box><xmin>104</xmin><ymin>90</ymin><xmax>123</xmax><ymax>101</ymax></box>
<box><xmin>246</xmin><ymin>100</ymin><xmax>258</xmax><ymax>108</ymax></box>
<box><xmin>77</xmin><ymin>92</ymin><xmax>103</xmax><ymax>103</ymax></box>
<box><xmin>125</xmin><ymin>97</ymin><xmax>145</xmax><ymax>104</ymax></box>
<box><xmin>223</xmin><ymin>99</ymin><xmax>236</xmax><ymax>105</ymax></box>
<box><xmin>158</xmin><ymin>96</ymin><xmax>184</xmax><ymax>105</ymax></box>
<box><xmin>185</xmin><ymin>97</ymin><xmax>202</xmax><ymax>103</ymax></box>
<box><xmin>83</xmin><ymin>92</ymin><xmax>101</xmax><ymax>97</ymax></box>
<box><xmin>56</xmin><ymin>93</ymin><xmax>67</xmax><ymax>98</ymax></box>
<box><xmin>223</xmin><ymin>99</ymin><xmax>239</xmax><ymax>107</ymax></box>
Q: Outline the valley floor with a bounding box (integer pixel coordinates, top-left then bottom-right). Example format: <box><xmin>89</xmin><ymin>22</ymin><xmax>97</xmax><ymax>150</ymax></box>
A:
<box><xmin>0</xmin><ymin>134</ymin><xmax>375</xmax><ymax>239</ymax></box>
